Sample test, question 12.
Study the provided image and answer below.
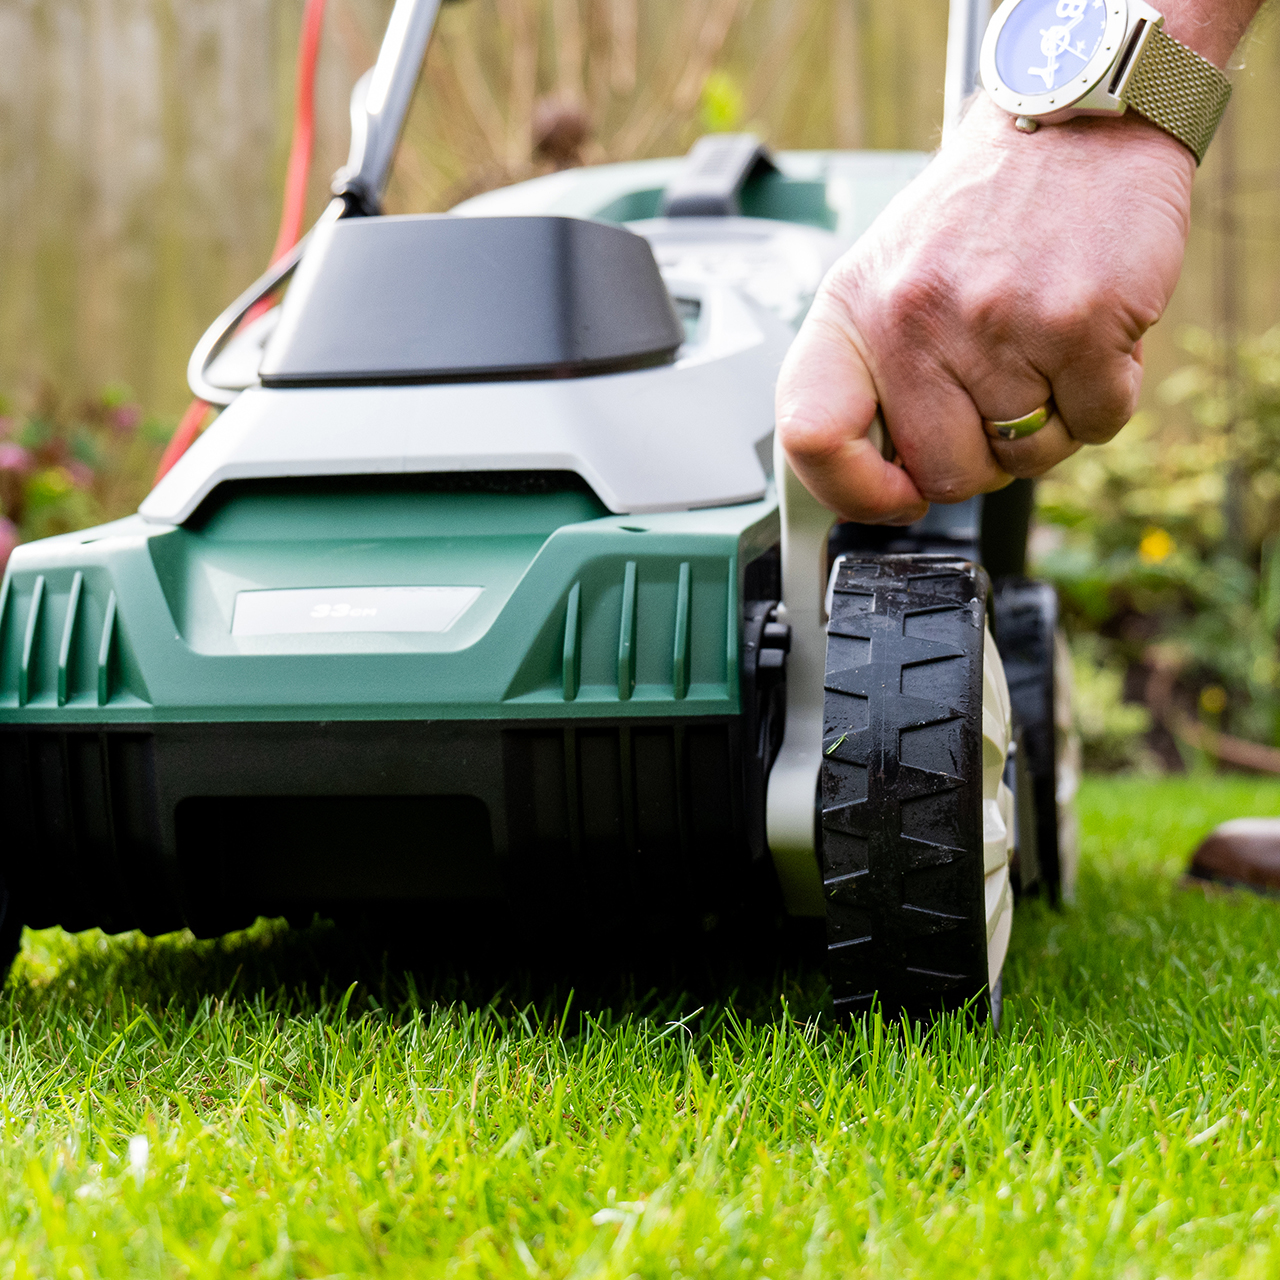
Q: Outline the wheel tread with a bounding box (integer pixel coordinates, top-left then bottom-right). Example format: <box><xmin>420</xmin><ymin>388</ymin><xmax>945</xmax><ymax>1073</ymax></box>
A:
<box><xmin>822</xmin><ymin>554</ymin><xmax>992</xmax><ymax>1023</ymax></box>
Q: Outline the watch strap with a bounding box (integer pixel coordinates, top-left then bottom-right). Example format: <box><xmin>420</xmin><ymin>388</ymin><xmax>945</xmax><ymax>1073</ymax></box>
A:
<box><xmin>1123</xmin><ymin>26</ymin><xmax>1232</xmax><ymax>165</ymax></box>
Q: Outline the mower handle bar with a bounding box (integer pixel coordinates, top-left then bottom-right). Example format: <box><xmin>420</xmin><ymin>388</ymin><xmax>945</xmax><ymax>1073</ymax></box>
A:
<box><xmin>943</xmin><ymin>0</ymin><xmax>991</xmax><ymax>141</ymax></box>
<box><xmin>333</xmin><ymin>0</ymin><xmax>446</xmax><ymax>215</ymax></box>
<box><xmin>188</xmin><ymin>0</ymin><xmax>988</xmax><ymax>408</ymax></box>
<box><xmin>187</xmin><ymin>0</ymin><xmax>446</xmax><ymax>405</ymax></box>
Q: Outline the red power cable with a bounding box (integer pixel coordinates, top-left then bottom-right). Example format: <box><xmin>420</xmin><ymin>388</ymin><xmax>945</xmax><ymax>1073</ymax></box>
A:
<box><xmin>155</xmin><ymin>0</ymin><xmax>329</xmax><ymax>486</ymax></box>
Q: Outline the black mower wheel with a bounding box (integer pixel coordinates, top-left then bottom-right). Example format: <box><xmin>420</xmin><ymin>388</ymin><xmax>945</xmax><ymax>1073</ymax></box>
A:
<box><xmin>992</xmin><ymin>578</ymin><xmax>1078</xmax><ymax>903</ymax></box>
<box><xmin>821</xmin><ymin>555</ymin><xmax>1001</xmax><ymax>1025</ymax></box>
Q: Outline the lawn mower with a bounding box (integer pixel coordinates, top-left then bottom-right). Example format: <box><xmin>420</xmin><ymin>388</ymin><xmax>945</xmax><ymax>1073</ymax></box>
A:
<box><xmin>0</xmin><ymin>0</ymin><xmax>1077</xmax><ymax>1022</ymax></box>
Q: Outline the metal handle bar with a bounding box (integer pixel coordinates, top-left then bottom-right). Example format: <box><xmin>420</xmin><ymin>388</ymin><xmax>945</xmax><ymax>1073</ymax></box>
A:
<box><xmin>332</xmin><ymin>0</ymin><xmax>446</xmax><ymax>215</ymax></box>
<box><xmin>944</xmin><ymin>0</ymin><xmax>991</xmax><ymax>141</ymax></box>
<box><xmin>187</xmin><ymin>0</ymin><xmax>447</xmax><ymax>402</ymax></box>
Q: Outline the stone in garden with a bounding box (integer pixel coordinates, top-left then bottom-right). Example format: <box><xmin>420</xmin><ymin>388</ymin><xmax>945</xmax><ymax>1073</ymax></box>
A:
<box><xmin>1186</xmin><ymin>818</ymin><xmax>1280</xmax><ymax>894</ymax></box>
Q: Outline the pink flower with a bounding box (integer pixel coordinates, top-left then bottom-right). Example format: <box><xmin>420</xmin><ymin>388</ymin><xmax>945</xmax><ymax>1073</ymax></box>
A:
<box><xmin>67</xmin><ymin>461</ymin><xmax>95</xmax><ymax>489</ymax></box>
<box><xmin>111</xmin><ymin>404</ymin><xmax>142</xmax><ymax>434</ymax></box>
<box><xmin>0</xmin><ymin>443</ymin><xmax>34</xmax><ymax>474</ymax></box>
<box><xmin>0</xmin><ymin>518</ymin><xmax>19</xmax><ymax>573</ymax></box>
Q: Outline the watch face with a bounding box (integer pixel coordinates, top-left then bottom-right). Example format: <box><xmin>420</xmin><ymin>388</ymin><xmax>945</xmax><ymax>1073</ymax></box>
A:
<box><xmin>994</xmin><ymin>0</ymin><xmax>1111</xmax><ymax>96</ymax></box>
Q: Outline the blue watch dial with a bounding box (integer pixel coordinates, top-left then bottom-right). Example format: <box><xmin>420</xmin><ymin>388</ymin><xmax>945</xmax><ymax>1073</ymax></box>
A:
<box><xmin>994</xmin><ymin>0</ymin><xmax>1110</xmax><ymax>96</ymax></box>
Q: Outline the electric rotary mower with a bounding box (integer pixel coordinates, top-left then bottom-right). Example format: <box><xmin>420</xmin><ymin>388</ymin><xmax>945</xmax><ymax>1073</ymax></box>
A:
<box><xmin>0</xmin><ymin>0</ymin><xmax>1078</xmax><ymax>1022</ymax></box>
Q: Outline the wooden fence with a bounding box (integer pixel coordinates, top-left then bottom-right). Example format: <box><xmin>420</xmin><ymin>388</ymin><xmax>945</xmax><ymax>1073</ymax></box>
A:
<box><xmin>1</xmin><ymin>0</ymin><xmax>1278</xmax><ymax>415</ymax></box>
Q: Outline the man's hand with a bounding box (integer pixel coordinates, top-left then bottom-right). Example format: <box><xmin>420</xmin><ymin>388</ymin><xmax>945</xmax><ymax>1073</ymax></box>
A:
<box><xmin>776</xmin><ymin>95</ymin><xmax>1195</xmax><ymax>524</ymax></box>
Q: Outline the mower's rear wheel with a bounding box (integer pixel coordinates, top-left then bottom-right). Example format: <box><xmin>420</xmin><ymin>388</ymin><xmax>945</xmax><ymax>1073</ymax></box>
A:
<box><xmin>992</xmin><ymin>579</ymin><xmax>1081</xmax><ymax>903</ymax></box>
<box><xmin>821</xmin><ymin>555</ymin><xmax>1013</xmax><ymax>1025</ymax></box>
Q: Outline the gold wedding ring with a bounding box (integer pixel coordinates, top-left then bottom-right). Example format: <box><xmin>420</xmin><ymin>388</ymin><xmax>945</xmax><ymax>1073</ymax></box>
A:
<box><xmin>982</xmin><ymin>401</ymin><xmax>1052</xmax><ymax>442</ymax></box>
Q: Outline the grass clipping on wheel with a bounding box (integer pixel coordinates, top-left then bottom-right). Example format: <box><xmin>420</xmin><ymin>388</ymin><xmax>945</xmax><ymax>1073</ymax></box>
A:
<box><xmin>3</xmin><ymin>776</ymin><xmax>1280</xmax><ymax>1277</ymax></box>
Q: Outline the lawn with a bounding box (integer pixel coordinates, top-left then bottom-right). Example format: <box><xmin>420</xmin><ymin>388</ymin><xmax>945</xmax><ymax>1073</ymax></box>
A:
<box><xmin>4</xmin><ymin>776</ymin><xmax>1280</xmax><ymax>1278</ymax></box>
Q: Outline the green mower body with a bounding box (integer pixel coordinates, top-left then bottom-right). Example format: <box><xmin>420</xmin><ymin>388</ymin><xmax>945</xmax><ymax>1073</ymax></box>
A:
<box><xmin>0</xmin><ymin>476</ymin><xmax>781</xmax><ymax>937</ymax></box>
<box><xmin>0</xmin><ymin>141</ymin><xmax>1074</xmax><ymax>1021</ymax></box>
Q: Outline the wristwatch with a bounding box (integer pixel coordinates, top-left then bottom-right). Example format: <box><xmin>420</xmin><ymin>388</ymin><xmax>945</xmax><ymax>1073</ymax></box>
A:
<box><xmin>979</xmin><ymin>0</ymin><xmax>1232</xmax><ymax>164</ymax></box>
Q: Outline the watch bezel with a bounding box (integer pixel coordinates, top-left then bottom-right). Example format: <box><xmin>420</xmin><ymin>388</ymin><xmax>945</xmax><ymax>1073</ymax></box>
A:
<box><xmin>980</xmin><ymin>0</ymin><xmax>1130</xmax><ymax>118</ymax></box>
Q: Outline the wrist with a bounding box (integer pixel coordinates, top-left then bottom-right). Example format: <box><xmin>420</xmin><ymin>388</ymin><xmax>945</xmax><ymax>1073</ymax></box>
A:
<box><xmin>1156</xmin><ymin>0</ymin><xmax>1256</xmax><ymax>67</ymax></box>
<box><xmin>961</xmin><ymin>92</ymin><xmax>1194</xmax><ymax>175</ymax></box>
<box><xmin>976</xmin><ymin>0</ymin><xmax>1242</xmax><ymax>166</ymax></box>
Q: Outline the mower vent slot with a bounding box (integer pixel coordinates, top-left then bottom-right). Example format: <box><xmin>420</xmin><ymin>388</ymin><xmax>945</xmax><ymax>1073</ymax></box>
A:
<box><xmin>0</xmin><ymin>575</ymin><xmax>137</xmax><ymax>708</ymax></box>
<box><xmin>673</xmin><ymin>563</ymin><xmax>692</xmax><ymax>700</ymax></box>
<box><xmin>18</xmin><ymin>576</ymin><xmax>44</xmax><ymax>707</ymax></box>
<box><xmin>182</xmin><ymin>470</ymin><xmax>608</xmax><ymax>530</ymax></box>
<box><xmin>56</xmin><ymin>573</ymin><xmax>84</xmax><ymax>706</ymax></box>
<box><xmin>97</xmin><ymin>593</ymin><xmax>118</xmax><ymax>706</ymax></box>
<box><xmin>562</xmin><ymin>583</ymin><xmax>582</xmax><ymax>702</ymax></box>
<box><xmin>617</xmin><ymin>562</ymin><xmax>638</xmax><ymax>701</ymax></box>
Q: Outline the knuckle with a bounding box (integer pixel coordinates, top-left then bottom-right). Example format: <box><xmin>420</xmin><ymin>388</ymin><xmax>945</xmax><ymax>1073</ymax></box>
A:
<box><xmin>776</xmin><ymin>406</ymin><xmax>842</xmax><ymax>466</ymax></box>
<box><xmin>916</xmin><ymin>475</ymin><xmax>973</xmax><ymax>505</ymax></box>
<box><xmin>1125</xmin><ymin>294</ymin><xmax>1162</xmax><ymax>336</ymax></box>
<box><xmin>1062</xmin><ymin>374</ymin><xmax>1141</xmax><ymax>444</ymax></box>
<box><xmin>1069</xmin><ymin>414</ymin><xmax>1126</xmax><ymax>445</ymax></box>
<box><xmin>958</xmin><ymin>272</ymin><xmax>1024</xmax><ymax>339</ymax></box>
<box><xmin>992</xmin><ymin>449</ymin><xmax>1055</xmax><ymax>480</ymax></box>
<box><xmin>1042</xmin><ymin>282</ymin><xmax>1139</xmax><ymax>347</ymax></box>
<box><xmin>1042</xmin><ymin>291</ymin><xmax>1097</xmax><ymax>343</ymax></box>
<box><xmin>880</xmin><ymin>264</ymin><xmax>953</xmax><ymax>333</ymax></box>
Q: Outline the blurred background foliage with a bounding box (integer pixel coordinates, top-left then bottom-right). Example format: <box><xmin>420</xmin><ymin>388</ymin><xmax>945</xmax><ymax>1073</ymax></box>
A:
<box><xmin>1</xmin><ymin>0</ymin><xmax>947</xmax><ymax>413</ymax></box>
<box><xmin>1036</xmin><ymin>327</ymin><xmax>1280</xmax><ymax>769</ymax></box>
<box><xmin>0</xmin><ymin>387</ymin><xmax>172</xmax><ymax>553</ymax></box>
<box><xmin>3</xmin><ymin>0</ymin><xmax>1280</xmax><ymax>770</ymax></box>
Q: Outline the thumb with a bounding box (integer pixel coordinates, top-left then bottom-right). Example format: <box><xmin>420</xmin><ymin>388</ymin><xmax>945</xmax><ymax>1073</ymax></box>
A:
<box><xmin>776</xmin><ymin>312</ymin><xmax>927</xmax><ymax>525</ymax></box>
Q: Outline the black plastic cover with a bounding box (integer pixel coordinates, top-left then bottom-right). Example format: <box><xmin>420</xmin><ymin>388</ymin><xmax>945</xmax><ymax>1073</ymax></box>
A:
<box><xmin>258</xmin><ymin>214</ymin><xmax>685</xmax><ymax>386</ymax></box>
<box><xmin>0</xmin><ymin>715</ymin><xmax>754</xmax><ymax>939</ymax></box>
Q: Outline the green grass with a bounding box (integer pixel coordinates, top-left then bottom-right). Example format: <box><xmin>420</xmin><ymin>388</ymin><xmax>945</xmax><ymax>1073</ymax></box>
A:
<box><xmin>5</xmin><ymin>776</ymin><xmax>1280</xmax><ymax>1278</ymax></box>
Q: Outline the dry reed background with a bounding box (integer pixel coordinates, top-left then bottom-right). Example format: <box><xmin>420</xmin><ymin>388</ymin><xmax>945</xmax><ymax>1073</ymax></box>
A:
<box><xmin>1</xmin><ymin>0</ymin><xmax>1279</xmax><ymax>418</ymax></box>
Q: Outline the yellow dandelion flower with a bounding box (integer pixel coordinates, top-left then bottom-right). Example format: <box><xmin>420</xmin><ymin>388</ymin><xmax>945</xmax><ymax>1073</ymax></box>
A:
<box><xmin>1199</xmin><ymin>685</ymin><xmax>1227</xmax><ymax>716</ymax></box>
<box><xmin>1138</xmin><ymin>527</ymin><xmax>1175</xmax><ymax>564</ymax></box>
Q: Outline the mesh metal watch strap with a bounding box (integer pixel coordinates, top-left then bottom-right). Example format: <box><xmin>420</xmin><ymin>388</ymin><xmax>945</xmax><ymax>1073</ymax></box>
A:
<box><xmin>1122</xmin><ymin>27</ymin><xmax>1232</xmax><ymax>165</ymax></box>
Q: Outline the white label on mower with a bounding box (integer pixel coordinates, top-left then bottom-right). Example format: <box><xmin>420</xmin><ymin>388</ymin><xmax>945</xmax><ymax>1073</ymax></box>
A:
<box><xmin>231</xmin><ymin>586</ymin><xmax>483</xmax><ymax>636</ymax></box>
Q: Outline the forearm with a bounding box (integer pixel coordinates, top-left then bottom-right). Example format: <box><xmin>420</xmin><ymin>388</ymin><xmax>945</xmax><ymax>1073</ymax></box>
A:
<box><xmin>1159</xmin><ymin>0</ymin><xmax>1264</xmax><ymax>66</ymax></box>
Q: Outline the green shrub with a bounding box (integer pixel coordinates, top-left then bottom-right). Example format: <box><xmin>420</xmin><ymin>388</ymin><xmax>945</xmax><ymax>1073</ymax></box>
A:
<box><xmin>0</xmin><ymin>385</ymin><xmax>173</xmax><ymax>569</ymax></box>
<box><xmin>1067</xmin><ymin>634</ymin><xmax>1156</xmax><ymax>772</ymax></box>
<box><xmin>1035</xmin><ymin>326</ymin><xmax>1280</xmax><ymax>750</ymax></box>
